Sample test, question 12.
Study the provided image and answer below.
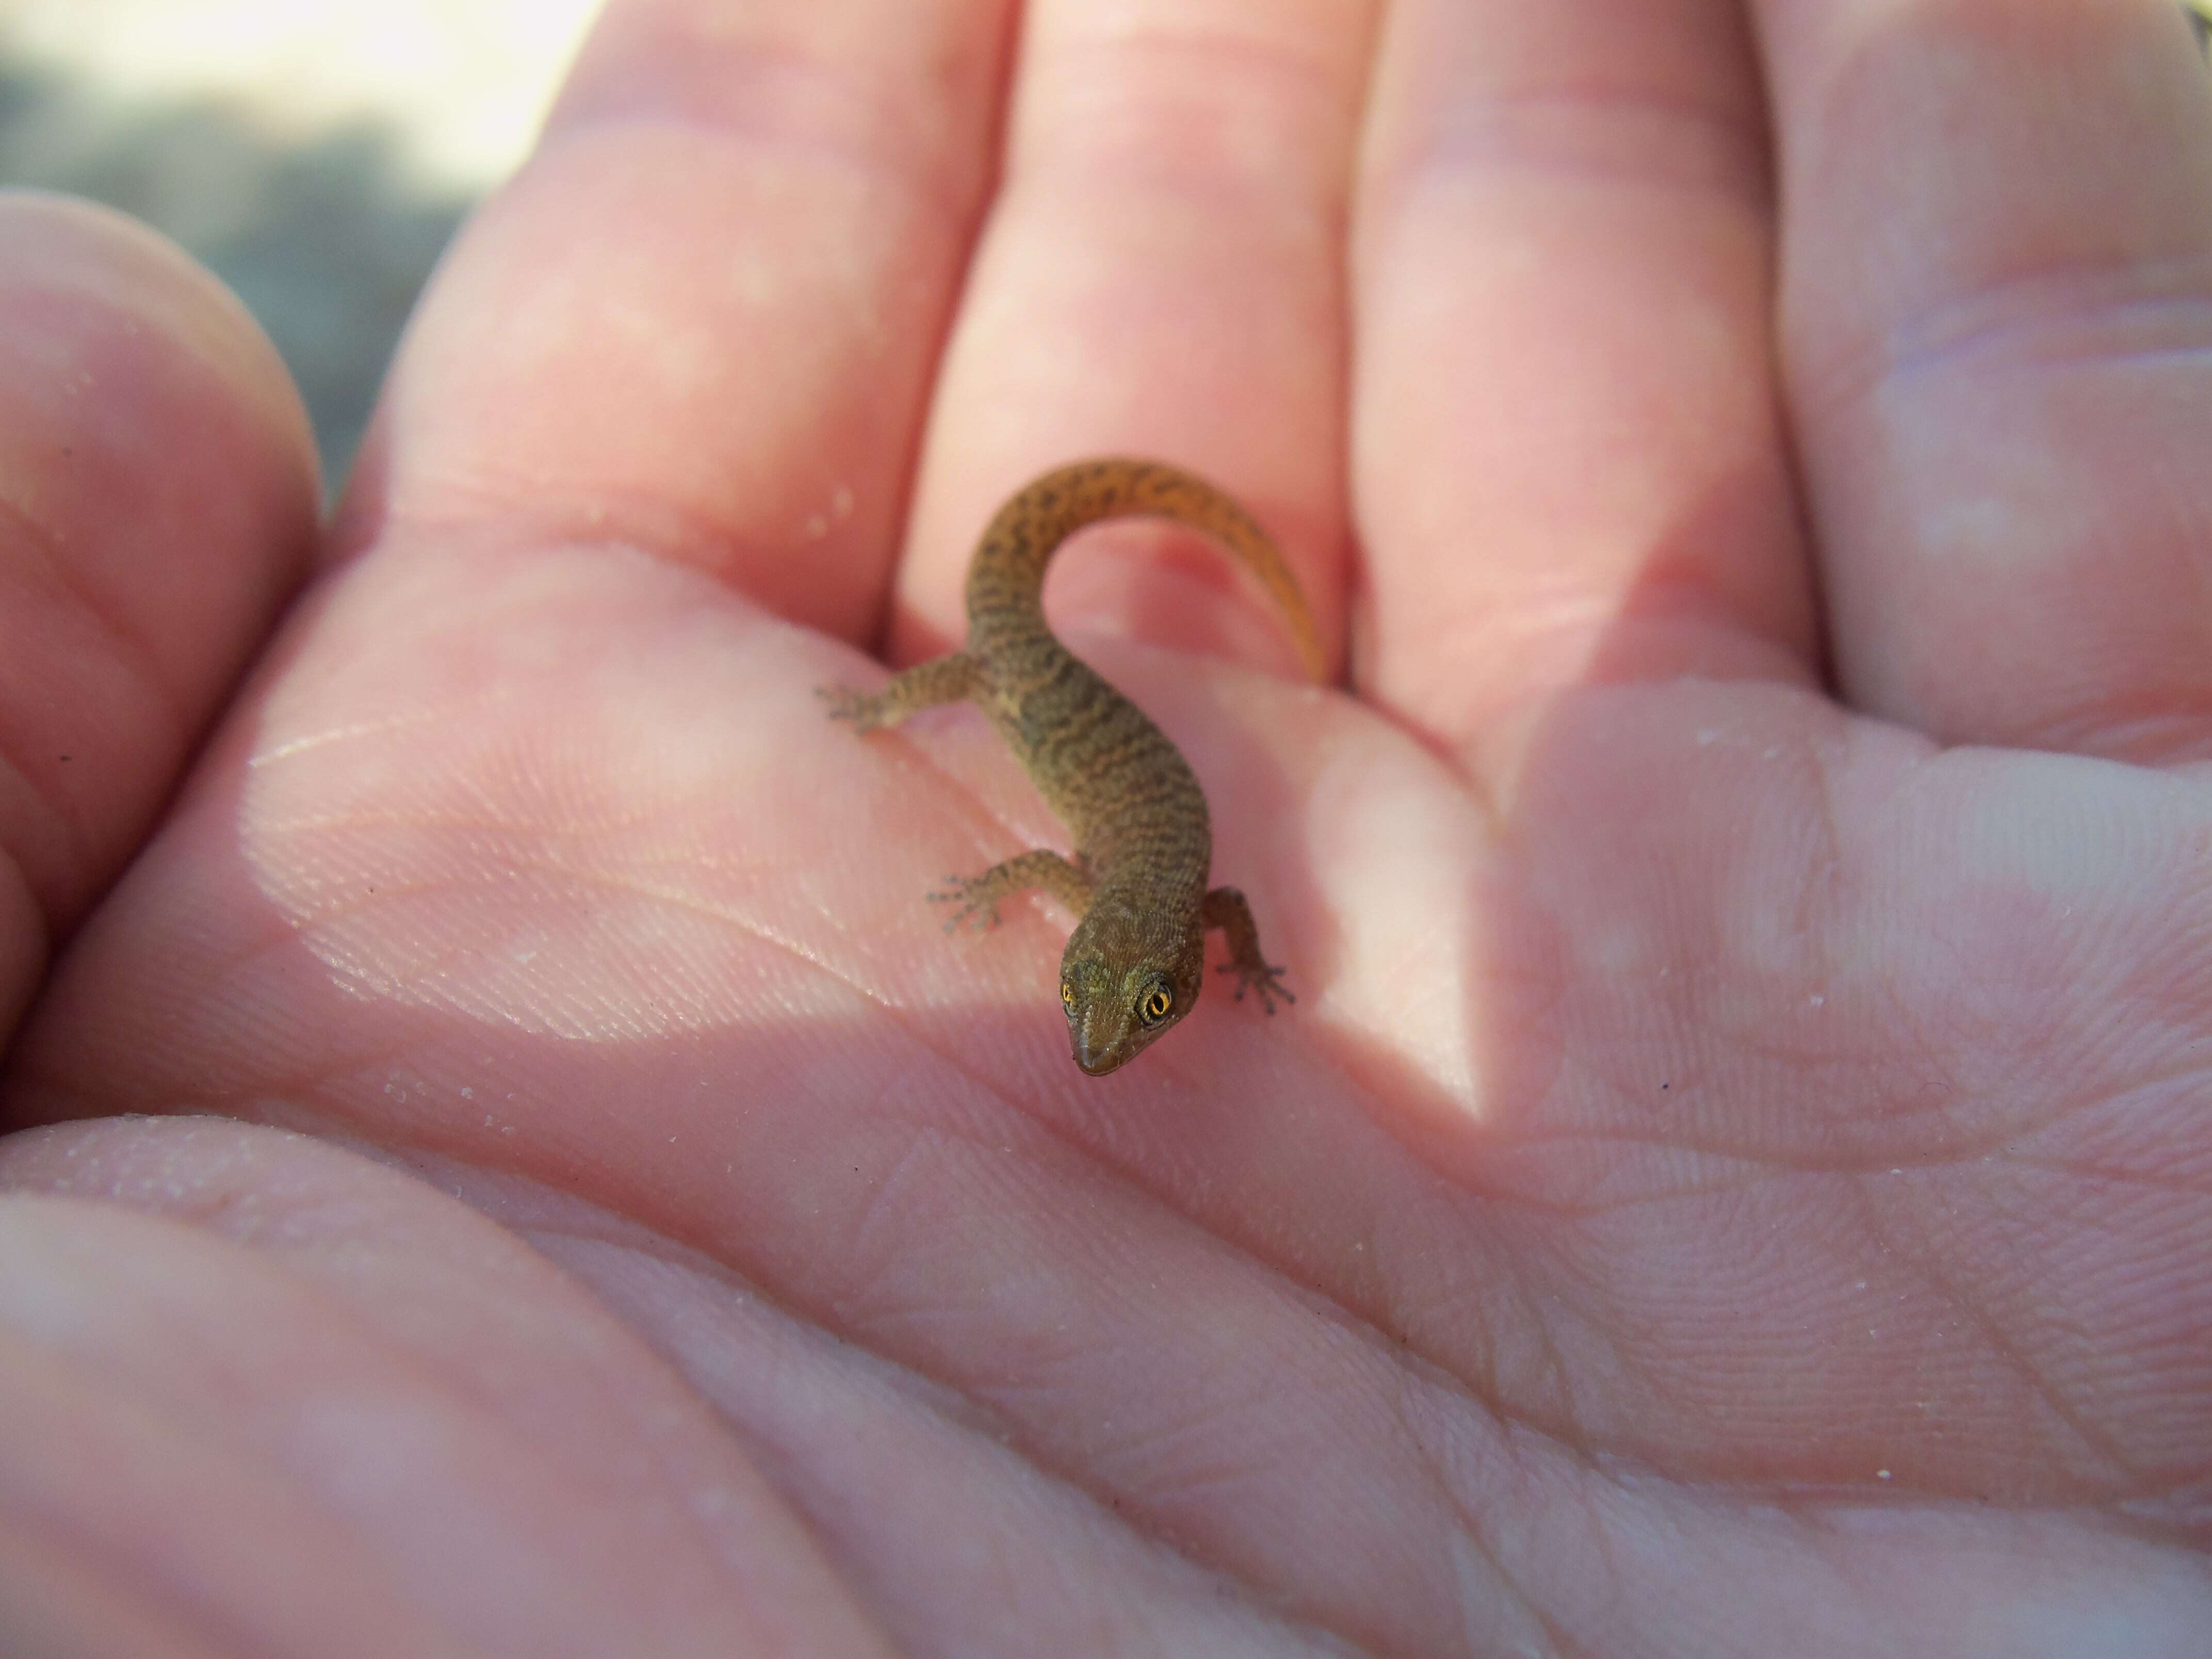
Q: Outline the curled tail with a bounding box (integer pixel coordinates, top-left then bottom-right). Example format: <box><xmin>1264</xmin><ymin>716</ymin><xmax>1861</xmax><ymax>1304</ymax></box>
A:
<box><xmin>962</xmin><ymin>458</ymin><xmax>1326</xmax><ymax>682</ymax></box>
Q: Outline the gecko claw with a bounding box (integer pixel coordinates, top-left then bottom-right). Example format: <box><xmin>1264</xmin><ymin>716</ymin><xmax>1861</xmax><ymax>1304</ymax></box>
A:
<box><xmin>928</xmin><ymin>880</ymin><xmax>1001</xmax><ymax>932</ymax></box>
<box><xmin>816</xmin><ymin>684</ymin><xmax>888</xmax><ymax>731</ymax></box>
<box><xmin>1217</xmin><ymin>960</ymin><xmax>1295</xmax><ymax>1014</ymax></box>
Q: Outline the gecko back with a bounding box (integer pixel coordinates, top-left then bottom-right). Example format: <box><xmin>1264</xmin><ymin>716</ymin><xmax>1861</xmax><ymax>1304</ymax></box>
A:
<box><xmin>822</xmin><ymin>458</ymin><xmax>1323</xmax><ymax>1074</ymax></box>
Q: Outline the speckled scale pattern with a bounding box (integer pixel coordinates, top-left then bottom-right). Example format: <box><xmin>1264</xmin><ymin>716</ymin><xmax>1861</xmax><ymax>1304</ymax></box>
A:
<box><xmin>821</xmin><ymin>457</ymin><xmax>1323</xmax><ymax>1075</ymax></box>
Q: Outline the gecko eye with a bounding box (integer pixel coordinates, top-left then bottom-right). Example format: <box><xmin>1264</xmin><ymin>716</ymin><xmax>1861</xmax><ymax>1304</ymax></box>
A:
<box><xmin>1061</xmin><ymin>982</ymin><xmax>1077</xmax><ymax>1010</ymax></box>
<box><xmin>1137</xmin><ymin>983</ymin><xmax>1174</xmax><ymax>1026</ymax></box>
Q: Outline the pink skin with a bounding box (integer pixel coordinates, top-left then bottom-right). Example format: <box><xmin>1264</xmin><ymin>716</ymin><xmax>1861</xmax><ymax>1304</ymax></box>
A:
<box><xmin>4</xmin><ymin>1</ymin><xmax>2212</xmax><ymax>1653</ymax></box>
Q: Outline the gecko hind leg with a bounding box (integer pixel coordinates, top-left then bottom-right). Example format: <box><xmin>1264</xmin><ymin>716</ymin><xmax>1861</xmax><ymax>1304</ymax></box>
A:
<box><xmin>819</xmin><ymin>653</ymin><xmax>982</xmax><ymax>733</ymax></box>
<box><xmin>931</xmin><ymin>850</ymin><xmax>1093</xmax><ymax>932</ymax></box>
<box><xmin>1203</xmin><ymin>886</ymin><xmax>1295</xmax><ymax>1012</ymax></box>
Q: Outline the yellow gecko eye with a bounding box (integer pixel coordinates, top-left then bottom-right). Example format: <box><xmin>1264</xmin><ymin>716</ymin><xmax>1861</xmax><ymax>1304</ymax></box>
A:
<box><xmin>1061</xmin><ymin>982</ymin><xmax>1077</xmax><ymax>1010</ymax></box>
<box><xmin>1137</xmin><ymin>984</ymin><xmax>1174</xmax><ymax>1026</ymax></box>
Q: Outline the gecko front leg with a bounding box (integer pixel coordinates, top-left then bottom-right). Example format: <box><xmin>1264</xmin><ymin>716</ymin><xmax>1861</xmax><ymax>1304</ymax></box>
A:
<box><xmin>1202</xmin><ymin>886</ymin><xmax>1295</xmax><ymax>1012</ymax></box>
<box><xmin>930</xmin><ymin>849</ymin><xmax>1095</xmax><ymax>932</ymax></box>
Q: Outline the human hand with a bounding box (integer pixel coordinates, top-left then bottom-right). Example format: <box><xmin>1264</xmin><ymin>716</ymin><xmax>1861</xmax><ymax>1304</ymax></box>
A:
<box><xmin>5</xmin><ymin>2</ymin><xmax>2210</xmax><ymax>1653</ymax></box>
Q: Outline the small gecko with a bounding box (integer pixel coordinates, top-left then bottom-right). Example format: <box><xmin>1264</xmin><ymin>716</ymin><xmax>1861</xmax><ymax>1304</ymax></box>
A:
<box><xmin>821</xmin><ymin>458</ymin><xmax>1325</xmax><ymax>1075</ymax></box>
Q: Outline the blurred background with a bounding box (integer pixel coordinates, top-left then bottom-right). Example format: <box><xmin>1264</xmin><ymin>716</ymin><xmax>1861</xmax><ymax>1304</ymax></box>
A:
<box><xmin>0</xmin><ymin>0</ymin><xmax>599</xmax><ymax>492</ymax></box>
<box><xmin>3</xmin><ymin>4</ymin><xmax>2207</xmax><ymax>500</ymax></box>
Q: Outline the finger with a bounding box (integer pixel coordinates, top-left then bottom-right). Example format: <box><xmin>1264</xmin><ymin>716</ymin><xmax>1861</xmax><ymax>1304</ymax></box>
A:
<box><xmin>1352</xmin><ymin>0</ymin><xmax>1816</xmax><ymax>755</ymax></box>
<box><xmin>0</xmin><ymin>1119</ymin><xmax>893</xmax><ymax>1655</ymax></box>
<box><xmin>1759</xmin><ymin>0</ymin><xmax>2212</xmax><ymax>758</ymax></box>
<box><xmin>346</xmin><ymin>0</ymin><xmax>1016</xmax><ymax>643</ymax></box>
<box><xmin>891</xmin><ymin>0</ymin><xmax>1377</xmax><ymax>679</ymax></box>
<box><xmin>0</xmin><ymin>193</ymin><xmax>318</xmax><ymax>1037</ymax></box>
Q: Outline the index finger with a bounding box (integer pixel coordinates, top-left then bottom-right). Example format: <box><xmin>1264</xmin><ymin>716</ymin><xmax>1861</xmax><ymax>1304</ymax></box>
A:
<box><xmin>347</xmin><ymin>0</ymin><xmax>1017</xmax><ymax>644</ymax></box>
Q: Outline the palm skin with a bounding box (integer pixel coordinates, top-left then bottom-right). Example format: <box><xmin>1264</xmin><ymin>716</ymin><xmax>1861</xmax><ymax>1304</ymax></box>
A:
<box><xmin>3</xmin><ymin>1</ymin><xmax>2210</xmax><ymax>1654</ymax></box>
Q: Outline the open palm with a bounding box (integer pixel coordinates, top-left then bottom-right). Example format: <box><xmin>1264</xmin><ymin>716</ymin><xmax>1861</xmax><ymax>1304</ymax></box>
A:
<box><xmin>5</xmin><ymin>2</ymin><xmax>2210</xmax><ymax>1653</ymax></box>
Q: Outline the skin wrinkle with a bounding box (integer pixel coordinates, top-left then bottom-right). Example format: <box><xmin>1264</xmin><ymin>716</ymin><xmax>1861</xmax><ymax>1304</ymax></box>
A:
<box><xmin>1472</xmin><ymin>1149</ymin><xmax>1867</xmax><ymax>1214</ymax></box>
<box><xmin>4</xmin><ymin>488</ymin><xmax>239</xmax><ymax>773</ymax></box>
<box><xmin>1798</xmin><ymin>256</ymin><xmax>2212</xmax><ymax>415</ymax></box>
<box><xmin>0</xmin><ymin>494</ymin><xmax>180</xmax><ymax>739</ymax></box>
<box><xmin>187</xmin><ymin>1241</ymin><xmax>796</xmax><ymax>1634</ymax></box>
<box><xmin>252</xmin><ymin>724</ymin><xmax>978</xmax><ymax>1028</ymax></box>
<box><xmin>2037</xmin><ymin>690</ymin><xmax>2212</xmax><ymax>769</ymax></box>
<box><xmin>633</xmin><ymin>1075</ymin><xmax>1581</xmax><ymax>1641</ymax></box>
<box><xmin>0</xmin><ymin>499</ymin><xmax>185</xmax><ymax>888</ymax></box>
<box><xmin>1846</xmin><ymin>1179</ymin><xmax>2148</xmax><ymax>1493</ymax></box>
<box><xmin>553</xmin><ymin>15</ymin><xmax>1006</xmax><ymax>229</ymax></box>
<box><xmin>252</xmin><ymin>713</ymin><xmax>484</xmax><ymax>767</ymax></box>
<box><xmin>15</xmin><ymin>945</ymin><xmax>427</xmax><ymax>1124</ymax></box>
<box><xmin>752</xmin><ymin>1180</ymin><xmax>1471</xmax><ymax>1656</ymax></box>
<box><xmin>1368</xmin><ymin>83</ymin><xmax>1771</xmax><ymax>212</ymax></box>
<box><xmin>0</xmin><ymin>1177</ymin><xmax>874</xmax><ymax>1658</ymax></box>
<box><xmin>1947</xmin><ymin>1304</ymin><xmax>2153</xmax><ymax>1500</ymax></box>
<box><xmin>1021</xmin><ymin>34</ymin><xmax>1359</xmax><ymax>212</ymax></box>
<box><xmin>359</xmin><ymin>486</ymin><xmax>851</xmax><ymax>589</ymax></box>
<box><xmin>0</xmin><ymin>1358</ymin><xmax>320</xmax><ymax>1658</ymax></box>
<box><xmin>2006</xmin><ymin>1154</ymin><xmax>2212</xmax><ymax>1202</ymax></box>
<box><xmin>1372</xmin><ymin>1328</ymin><xmax>1559</xmax><ymax>1624</ymax></box>
<box><xmin>558</xmin><ymin>72</ymin><xmax>962</xmax><ymax>206</ymax></box>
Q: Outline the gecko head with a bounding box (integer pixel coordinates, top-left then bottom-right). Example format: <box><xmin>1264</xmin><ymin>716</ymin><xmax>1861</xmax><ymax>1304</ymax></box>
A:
<box><xmin>1058</xmin><ymin>908</ymin><xmax>1205</xmax><ymax>1076</ymax></box>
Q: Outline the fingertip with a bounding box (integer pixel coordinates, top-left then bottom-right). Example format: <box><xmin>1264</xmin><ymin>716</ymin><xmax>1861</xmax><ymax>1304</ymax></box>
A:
<box><xmin>2</xmin><ymin>191</ymin><xmax>319</xmax><ymax>495</ymax></box>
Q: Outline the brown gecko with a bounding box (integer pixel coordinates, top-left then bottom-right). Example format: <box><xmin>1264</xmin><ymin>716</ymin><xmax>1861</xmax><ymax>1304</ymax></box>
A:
<box><xmin>821</xmin><ymin>458</ymin><xmax>1325</xmax><ymax>1075</ymax></box>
